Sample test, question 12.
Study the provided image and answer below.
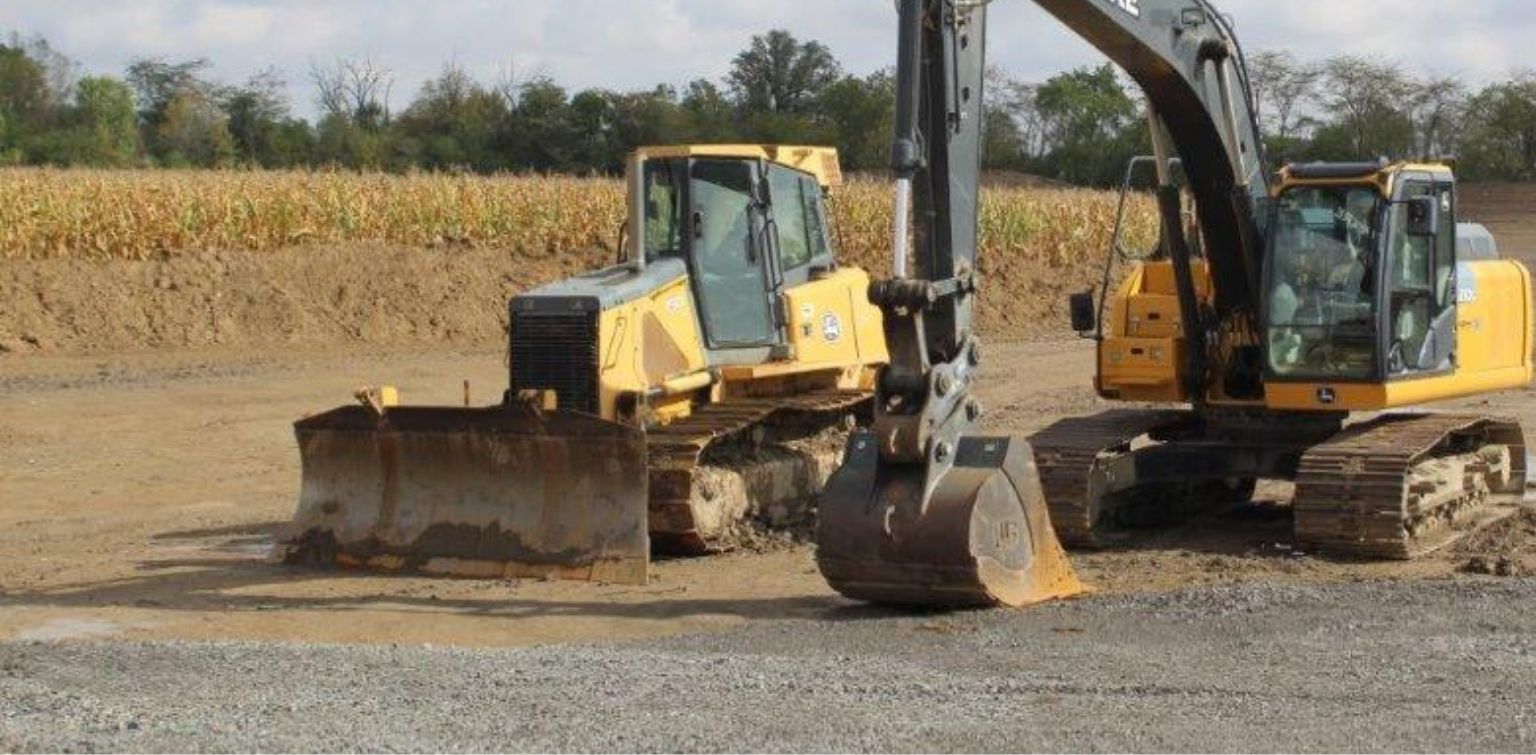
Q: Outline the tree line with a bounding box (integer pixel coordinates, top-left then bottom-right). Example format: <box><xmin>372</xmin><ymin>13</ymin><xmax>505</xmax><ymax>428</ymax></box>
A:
<box><xmin>2</xmin><ymin>28</ymin><xmax>1535</xmax><ymax>184</ymax></box>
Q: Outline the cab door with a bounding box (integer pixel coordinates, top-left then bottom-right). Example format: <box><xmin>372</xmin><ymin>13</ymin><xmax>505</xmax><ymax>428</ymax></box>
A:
<box><xmin>1385</xmin><ymin>177</ymin><xmax>1457</xmax><ymax>376</ymax></box>
<box><xmin>687</xmin><ymin>158</ymin><xmax>780</xmax><ymax>349</ymax></box>
<box><xmin>764</xmin><ymin>162</ymin><xmax>836</xmax><ymax>287</ymax></box>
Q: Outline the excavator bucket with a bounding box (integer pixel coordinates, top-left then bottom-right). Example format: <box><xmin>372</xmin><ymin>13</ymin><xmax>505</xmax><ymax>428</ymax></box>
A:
<box><xmin>817</xmin><ymin>432</ymin><xmax>1084</xmax><ymax>609</ymax></box>
<box><xmin>277</xmin><ymin>404</ymin><xmax>650</xmax><ymax>585</ymax></box>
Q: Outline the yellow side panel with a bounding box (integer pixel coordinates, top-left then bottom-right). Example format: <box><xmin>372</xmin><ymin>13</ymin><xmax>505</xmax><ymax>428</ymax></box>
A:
<box><xmin>783</xmin><ymin>268</ymin><xmax>888</xmax><ymax>370</ymax></box>
<box><xmin>1098</xmin><ymin>336</ymin><xmax>1184</xmax><ymax>403</ymax></box>
<box><xmin>1140</xmin><ymin>260</ymin><xmax>1213</xmax><ymax>300</ymax></box>
<box><xmin>1126</xmin><ymin>294</ymin><xmax>1184</xmax><ymax>338</ymax></box>
<box><xmin>1456</xmin><ymin>260</ymin><xmax>1532</xmax><ymax>375</ymax></box>
<box><xmin>597</xmin><ymin>276</ymin><xmax>708</xmax><ymax>421</ymax></box>
<box><xmin>1095</xmin><ymin>262</ymin><xmax>1198</xmax><ymax>403</ymax></box>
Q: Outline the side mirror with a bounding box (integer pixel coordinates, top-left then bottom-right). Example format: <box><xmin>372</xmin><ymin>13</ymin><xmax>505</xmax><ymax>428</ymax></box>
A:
<box><xmin>1407</xmin><ymin>196</ymin><xmax>1440</xmax><ymax>237</ymax></box>
<box><xmin>1069</xmin><ymin>291</ymin><xmax>1097</xmax><ymax>336</ymax></box>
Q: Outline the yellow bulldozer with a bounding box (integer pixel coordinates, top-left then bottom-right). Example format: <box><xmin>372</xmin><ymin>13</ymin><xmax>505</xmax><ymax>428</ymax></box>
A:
<box><xmin>277</xmin><ymin>145</ymin><xmax>888</xmax><ymax>585</ymax></box>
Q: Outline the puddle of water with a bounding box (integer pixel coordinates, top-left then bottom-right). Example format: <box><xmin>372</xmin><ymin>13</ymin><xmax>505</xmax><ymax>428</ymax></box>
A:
<box><xmin>16</xmin><ymin>618</ymin><xmax>123</xmax><ymax>642</ymax></box>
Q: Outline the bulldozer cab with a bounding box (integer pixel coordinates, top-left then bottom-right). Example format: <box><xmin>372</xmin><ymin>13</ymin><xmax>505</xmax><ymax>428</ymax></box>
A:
<box><xmin>630</xmin><ymin>146</ymin><xmax>841</xmax><ymax>354</ymax></box>
<box><xmin>1264</xmin><ymin>162</ymin><xmax>1460</xmax><ymax>389</ymax></box>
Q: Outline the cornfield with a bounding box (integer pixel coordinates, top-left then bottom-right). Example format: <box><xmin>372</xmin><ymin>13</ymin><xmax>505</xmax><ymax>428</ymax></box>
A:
<box><xmin>0</xmin><ymin>168</ymin><xmax>1157</xmax><ymax>268</ymax></box>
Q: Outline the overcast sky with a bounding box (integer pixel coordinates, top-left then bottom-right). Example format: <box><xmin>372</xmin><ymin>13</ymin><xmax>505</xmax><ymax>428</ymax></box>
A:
<box><xmin>6</xmin><ymin>1</ymin><xmax>1532</xmax><ymax>118</ymax></box>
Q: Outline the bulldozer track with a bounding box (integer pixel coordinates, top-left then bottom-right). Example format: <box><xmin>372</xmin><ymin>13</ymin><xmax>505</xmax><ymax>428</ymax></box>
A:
<box><xmin>1293</xmin><ymin>413</ymin><xmax>1528</xmax><ymax>559</ymax></box>
<box><xmin>1028</xmin><ymin>409</ymin><xmax>1192</xmax><ymax>547</ymax></box>
<box><xmin>647</xmin><ymin>390</ymin><xmax>873</xmax><ymax>553</ymax></box>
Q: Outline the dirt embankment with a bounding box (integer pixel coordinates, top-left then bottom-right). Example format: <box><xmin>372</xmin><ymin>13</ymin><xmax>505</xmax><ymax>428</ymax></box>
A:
<box><xmin>0</xmin><ymin>244</ymin><xmax>597</xmax><ymax>356</ymax></box>
<box><xmin>0</xmin><ymin>243</ymin><xmax>1101</xmax><ymax>357</ymax></box>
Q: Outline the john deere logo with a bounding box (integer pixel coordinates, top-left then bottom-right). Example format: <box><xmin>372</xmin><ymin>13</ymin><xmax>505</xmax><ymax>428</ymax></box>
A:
<box><xmin>821</xmin><ymin>313</ymin><xmax>843</xmax><ymax>343</ymax></box>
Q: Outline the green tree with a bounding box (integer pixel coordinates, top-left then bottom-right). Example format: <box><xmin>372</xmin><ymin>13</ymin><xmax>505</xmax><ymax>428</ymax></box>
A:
<box><xmin>268</xmin><ymin>118</ymin><xmax>318</xmax><ymax>167</ymax></box>
<box><xmin>982</xmin><ymin>66</ymin><xmax>1032</xmax><ymax>171</ymax></box>
<box><xmin>1031</xmin><ymin>64</ymin><xmax>1143</xmax><ymax>185</ymax></box>
<box><xmin>1458</xmin><ymin>72</ymin><xmax>1536</xmax><ymax>181</ymax></box>
<box><xmin>681</xmin><ymin>79</ymin><xmax>734</xmax><ymax>142</ymax></box>
<box><xmin>815</xmin><ymin>71</ymin><xmax>894</xmax><ymax>172</ymax></box>
<box><xmin>222</xmin><ymin>69</ymin><xmax>294</xmax><ymax>166</ymax></box>
<box><xmin>156</xmin><ymin>89</ymin><xmax>235</xmax><ymax>167</ymax></box>
<box><xmin>605</xmin><ymin>86</ymin><xmax>690</xmax><ymax>171</ymax></box>
<box><xmin>1309</xmin><ymin>56</ymin><xmax>1414</xmax><ymax>160</ymax></box>
<box><xmin>503</xmin><ymin>77</ymin><xmax>574</xmax><ymax>172</ymax></box>
<box><xmin>1248</xmin><ymin>49</ymin><xmax>1322</xmax><ymax>163</ymax></box>
<box><xmin>727</xmin><ymin>30</ymin><xmax>842</xmax><ymax>115</ymax></box>
<box><xmin>309</xmin><ymin>56</ymin><xmax>394</xmax><ymax>168</ymax></box>
<box><xmin>1408</xmin><ymin>75</ymin><xmax>1467</xmax><ymax>159</ymax></box>
<box><xmin>0</xmin><ymin>41</ymin><xmax>53</xmax><ymax>154</ymax></box>
<box><xmin>38</xmin><ymin>75</ymin><xmax>141</xmax><ymax>165</ymax></box>
<box><xmin>126</xmin><ymin>58</ymin><xmax>211</xmax><ymax>124</ymax></box>
<box><xmin>395</xmin><ymin>62</ymin><xmax>511</xmax><ymax>171</ymax></box>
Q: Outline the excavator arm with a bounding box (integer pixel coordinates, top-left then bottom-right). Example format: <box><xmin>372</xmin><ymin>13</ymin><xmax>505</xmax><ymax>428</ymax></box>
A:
<box><xmin>817</xmin><ymin>0</ymin><xmax>1270</xmax><ymax>607</ymax></box>
<box><xmin>1037</xmin><ymin>0</ymin><xmax>1271</xmax><ymax>398</ymax></box>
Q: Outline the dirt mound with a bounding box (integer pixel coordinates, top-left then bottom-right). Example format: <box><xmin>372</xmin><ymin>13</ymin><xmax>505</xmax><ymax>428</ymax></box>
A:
<box><xmin>1454</xmin><ymin>506</ymin><xmax>1536</xmax><ymax>577</ymax></box>
<box><xmin>0</xmin><ymin>243</ymin><xmax>607</xmax><ymax>356</ymax></box>
<box><xmin>0</xmin><ymin>242</ymin><xmax>1093</xmax><ymax>357</ymax></box>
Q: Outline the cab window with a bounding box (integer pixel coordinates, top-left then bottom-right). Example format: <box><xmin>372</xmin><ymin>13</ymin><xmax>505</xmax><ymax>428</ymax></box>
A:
<box><xmin>642</xmin><ymin>158</ymin><xmax>685</xmax><ymax>260</ymax></box>
<box><xmin>767</xmin><ymin>165</ymin><xmax>811</xmax><ymax>270</ymax></box>
<box><xmin>766</xmin><ymin>164</ymin><xmax>831</xmax><ymax>271</ymax></box>
<box><xmin>1265</xmin><ymin>185</ymin><xmax>1381</xmax><ymax>379</ymax></box>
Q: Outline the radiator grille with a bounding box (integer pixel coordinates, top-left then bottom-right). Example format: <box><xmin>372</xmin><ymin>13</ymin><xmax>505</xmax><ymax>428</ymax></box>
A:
<box><xmin>510</xmin><ymin>309</ymin><xmax>600</xmax><ymax>415</ymax></box>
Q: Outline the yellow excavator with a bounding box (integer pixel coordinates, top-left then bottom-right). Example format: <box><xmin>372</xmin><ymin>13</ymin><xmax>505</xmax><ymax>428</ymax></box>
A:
<box><xmin>815</xmin><ymin>0</ymin><xmax>1530</xmax><ymax>607</ymax></box>
<box><xmin>278</xmin><ymin>145</ymin><xmax>888</xmax><ymax>584</ymax></box>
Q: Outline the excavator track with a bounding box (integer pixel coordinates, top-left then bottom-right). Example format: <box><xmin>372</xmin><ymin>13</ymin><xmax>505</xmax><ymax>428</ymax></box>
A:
<box><xmin>1029</xmin><ymin>409</ymin><xmax>1193</xmax><ymax>547</ymax></box>
<box><xmin>1294</xmin><ymin>413</ymin><xmax>1528</xmax><ymax>559</ymax></box>
<box><xmin>647</xmin><ymin>390</ymin><xmax>873</xmax><ymax>553</ymax></box>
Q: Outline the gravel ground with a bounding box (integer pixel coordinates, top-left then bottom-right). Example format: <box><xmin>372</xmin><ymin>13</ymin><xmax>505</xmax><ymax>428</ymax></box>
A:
<box><xmin>4</xmin><ymin>578</ymin><xmax>1536</xmax><ymax>753</ymax></box>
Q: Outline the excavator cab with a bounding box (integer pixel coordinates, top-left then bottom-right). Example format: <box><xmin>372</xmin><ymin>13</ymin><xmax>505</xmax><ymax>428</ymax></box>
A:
<box><xmin>1258</xmin><ymin>160</ymin><xmax>1532</xmax><ymax>415</ymax></box>
<box><xmin>1263</xmin><ymin>163</ymin><xmax>1458</xmax><ymax>386</ymax></box>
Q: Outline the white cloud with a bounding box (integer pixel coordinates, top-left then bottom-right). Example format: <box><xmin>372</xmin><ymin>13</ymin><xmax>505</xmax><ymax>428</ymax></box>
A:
<box><xmin>6</xmin><ymin>0</ymin><xmax>1533</xmax><ymax>118</ymax></box>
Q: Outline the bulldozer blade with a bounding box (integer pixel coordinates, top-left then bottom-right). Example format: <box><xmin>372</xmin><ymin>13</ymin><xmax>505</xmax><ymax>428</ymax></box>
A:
<box><xmin>278</xmin><ymin>404</ymin><xmax>650</xmax><ymax>585</ymax></box>
<box><xmin>817</xmin><ymin>431</ymin><xmax>1085</xmax><ymax>609</ymax></box>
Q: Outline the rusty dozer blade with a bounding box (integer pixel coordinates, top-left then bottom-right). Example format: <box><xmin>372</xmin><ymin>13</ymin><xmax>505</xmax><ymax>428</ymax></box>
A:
<box><xmin>816</xmin><ymin>431</ymin><xmax>1084</xmax><ymax>609</ymax></box>
<box><xmin>277</xmin><ymin>404</ymin><xmax>650</xmax><ymax>585</ymax></box>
